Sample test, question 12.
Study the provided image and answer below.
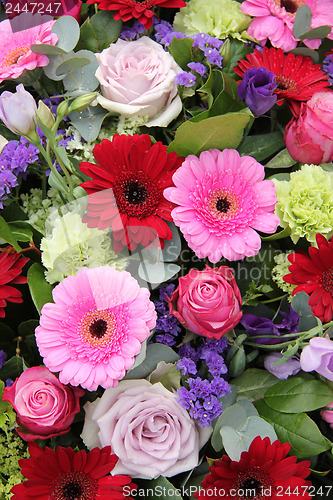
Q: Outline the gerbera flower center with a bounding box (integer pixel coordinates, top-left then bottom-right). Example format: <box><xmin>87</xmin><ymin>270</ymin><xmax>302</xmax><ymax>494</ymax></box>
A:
<box><xmin>208</xmin><ymin>189</ymin><xmax>240</xmax><ymax>218</ymax></box>
<box><xmin>321</xmin><ymin>267</ymin><xmax>333</xmax><ymax>295</ymax></box>
<box><xmin>89</xmin><ymin>318</ymin><xmax>108</xmax><ymax>338</ymax></box>
<box><xmin>274</xmin><ymin>74</ymin><xmax>298</xmax><ymax>92</ymax></box>
<box><xmin>79</xmin><ymin>310</ymin><xmax>119</xmax><ymax>348</ymax></box>
<box><xmin>280</xmin><ymin>0</ymin><xmax>300</xmax><ymax>14</ymax></box>
<box><xmin>113</xmin><ymin>170</ymin><xmax>161</xmax><ymax>219</ymax></box>
<box><xmin>232</xmin><ymin>467</ymin><xmax>275</xmax><ymax>500</ymax></box>
<box><xmin>50</xmin><ymin>470</ymin><xmax>98</xmax><ymax>500</ymax></box>
<box><xmin>2</xmin><ymin>46</ymin><xmax>29</xmax><ymax>67</ymax></box>
<box><xmin>124</xmin><ymin>181</ymin><xmax>147</xmax><ymax>204</ymax></box>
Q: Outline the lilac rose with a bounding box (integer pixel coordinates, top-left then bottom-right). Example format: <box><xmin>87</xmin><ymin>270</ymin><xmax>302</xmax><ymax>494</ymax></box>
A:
<box><xmin>300</xmin><ymin>337</ymin><xmax>333</xmax><ymax>381</ymax></box>
<box><xmin>81</xmin><ymin>379</ymin><xmax>211</xmax><ymax>479</ymax></box>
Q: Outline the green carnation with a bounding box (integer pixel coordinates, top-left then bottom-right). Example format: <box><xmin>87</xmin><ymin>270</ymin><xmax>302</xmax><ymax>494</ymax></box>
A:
<box><xmin>41</xmin><ymin>212</ymin><xmax>128</xmax><ymax>284</ymax></box>
<box><xmin>273</xmin><ymin>164</ymin><xmax>333</xmax><ymax>244</ymax></box>
<box><xmin>173</xmin><ymin>0</ymin><xmax>251</xmax><ymax>40</ymax></box>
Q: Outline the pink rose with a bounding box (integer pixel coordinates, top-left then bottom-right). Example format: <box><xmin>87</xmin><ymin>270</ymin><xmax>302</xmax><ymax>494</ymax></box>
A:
<box><xmin>168</xmin><ymin>265</ymin><xmax>242</xmax><ymax>339</ymax></box>
<box><xmin>95</xmin><ymin>36</ymin><xmax>182</xmax><ymax>127</ymax></box>
<box><xmin>284</xmin><ymin>91</ymin><xmax>333</xmax><ymax>165</ymax></box>
<box><xmin>81</xmin><ymin>380</ymin><xmax>211</xmax><ymax>479</ymax></box>
<box><xmin>3</xmin><ymin>366</ymin><xmax>84</xmax><ymax>441</ymax></box>
<box><xmin>320</xmin><ymin>401</ymin><xmax>333</xmax><ymax>429</ymax></box>
<box><xmin>300</xmin><ymin>337</ymin><xmax>333</xmax><ymax>382</ymax></box>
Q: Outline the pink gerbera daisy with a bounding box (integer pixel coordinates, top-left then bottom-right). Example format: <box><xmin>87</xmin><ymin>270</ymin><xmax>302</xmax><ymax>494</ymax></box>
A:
<box><xmin>35</xmin><ymin>266</ymin><xmax>157</xmax><ymax>391</ymax></box>
<box><xmin>0</xmin><ymin>19</ymin><xmax>57</xmax><ymax>83</ymax></box>
<box><xmin>241</xmin><ymin>0</ymin><xmax>333</xmax><ymax>51</ymax></box>
<box><xmin>164</xmin><ymin>149</ymin><xmax>280</xmax><ymax>263</ymax></box>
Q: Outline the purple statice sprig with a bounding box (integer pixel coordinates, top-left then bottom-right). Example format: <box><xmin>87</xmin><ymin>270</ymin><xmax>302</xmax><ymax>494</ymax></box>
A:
<box><xmin>153</xmin><ymin>284</ymin><xmax>182</xmax><ymax>347</ymax></box>
<box><xmin>323</xmin><ymin>53</ymin><xmax>333</xmax><ymax>85</ymax></box>
<box><xmin>177</xmin><ymin>337</ymin><xmax>231</xmax><ymax>427</ymax></box>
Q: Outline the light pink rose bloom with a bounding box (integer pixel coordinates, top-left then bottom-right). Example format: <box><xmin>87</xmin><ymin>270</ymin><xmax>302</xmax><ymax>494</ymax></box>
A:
<box><xmin>300</xmin><ymin>337</ymin><xmax>333</xmax><ymax>382</ymax></box>
<box><xmin>0</xmin><ymin>84</ymin><xmax>37</xmax><ymax>137</ymax></box>
<box><xmin>168</xmin><ymin>265</ymin><xmax>242</xmax><ymax>339</ymax></box>
<box><xmin>284</xmin><ymin>91</ymin><xmax>333</xmax><ymax>164</ymax></box>
<box><xmin>242</xmin><ymin>0</ymin><xmax>333</xmax><ymax>52</ymax></box>
<box><xmin>81</xmin><ymin>380</ymin><xmax>211</xmax><ymax>479</ymax></box>
<box><xmin>3</xmin><ymin>366</ymin><xmax>84</xmax><ymax>441</ymax></box>
<box><xmin>320</xmin><ymin>401</ymin><xmax>333</xmax><ymax>429</ymax></box>
<box><xmin>0</xmin><ymin>18</ymin><xmax>57</xmax><ymax>82</ymax></box>
<box><xmin>95</xmin><ymin>36</ymin><xmax>182</xmax><ymax>127</ymax></box>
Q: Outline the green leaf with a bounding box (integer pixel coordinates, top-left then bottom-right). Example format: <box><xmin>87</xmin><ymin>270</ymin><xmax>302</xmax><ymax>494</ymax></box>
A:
<box><xmin>265</xmin><ymin>148</ymin><xmax>297</xmax><ymax>169</ymax></box>
<box><xmin>76</xmin><ymin>18</ymin><xmax>99</xmax><ymax>53</ymax></box>
<box><xmin>167</xmin><ymin>109</ymin><xmax>252</xmax><ymax>156</ymax></box>
<box><xmin>52</xmin><ymin>15</ymin><xmax>80</xmax><ymax>52</ymax></box>
<box><xmin>299</xmin><ymin>25</ymin><xmax>332</xmax><ymax>40</ymax></box>
<box><xmin>254</xmin><ymin>399</ymin><xmax>330</xmax><ymax>458</ymax></box>
<box><xmin>222</xmin><ymin>38</ymin><xmax>252</xmax><ymax>75</ymax></box>
<box><xmin>31</xmin><ymin>44</ymin><xmax>67</xmax><ymax>55</ymax></box>
<box><xmin>90</xmin><ymin>11</ymin><xmax>122</xmax><ymax>51</ymax></box>
<box><xmin>27</xmin><ymin>263</ymin><xmax>53</xmax><ymax>315</ymax></box>
<box><xmin>293</xmin><ymin>5</ymin><xmax>312</xmax><ymax>38</ymax></box>
<box><xmin>55</xmin><ymin>56</ymin><xmax>92</xmax><ymax>76</ymax></box>
<box><xmin>18</xmin><ymin>319</ymin><xmax>39</xmax><ymax>338</ymax></box>
<box><xmin>291</xmin><ymin>291</ymin><xmax>319</xmax><ymax>332</ymax></box>
<box><xmin>238</xmin><ymin>132</ymin><xmax>284</xmax><ymax>162</ymax></box>
<box><xmin>169</xmin><ymin>37</ymin><xmax>194</xmax><ymax>70</ymax></box>
<box><xmin>8</xmin><ymin>222</ymin><xmax>33</xmax><ymax>242</ymax></box>
<box><xmin>231</xmin><ymin>368</ymin><xmax>279</xmax><ymax>401</ymax></box>
<box><xmin>139</xmin><ymin>477</ymin><xmax>182</xmax><ymax>500</ymax></box>
<box><xmin>0</xmin><ymin>356</ymin><xmax>23</xmax><ymax>381</ymax></box>
<box><xmin>124</xmin><ymin>343</ymin><xmax>179</xmax><ymax>379</ymax></box>
<box><xmin>264</xmin><ymin>377</ymin><xmax>333</xmax><ymax>413</ymax></box>
<box><xmin>228</xmin><ymin>348</ymin><xmax>246</xmax><ymax>378</ymax></box>
<box><xmin>261</xmin><ymin>226</ymin><xmax>291</xmax><ymax>241</ymax></box>
<box><xmin>0</xmin><ymin>216</ymin><xmax>21</xmax><ymax>251</ymax></box>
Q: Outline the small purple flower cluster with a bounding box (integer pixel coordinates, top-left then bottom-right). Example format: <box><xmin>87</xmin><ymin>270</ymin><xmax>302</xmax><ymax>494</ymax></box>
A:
<box><xmin>323</xmin><ymin>53</ymin><xmax>333</xmax><ymax>85</ymax></box>
<box><xmin>153</xmin><ymin>284</ymin><xmax>182</xmax><ymax>346</ymax></box>
<box><xmin>154</xmin><ymin>21</ymin><xmax>223</xmax><ymax>88</ymax></box>
<box><xmin>177</xmin><ymin>338</ymin><xmax>231</xmax><ymax>427</ymax></box>
<box><xmin>0</xmin><ymin>349</ymin><xmax>7</xmax><ymax>369</ymax></box>
<box><xmin>120</xmin><ymin>21</ymin><xmax>146</xmax><ymax>41</ymax></box>
<box><xmin>0</xmin><ymin>139</ymin><xmax>39</xmax><ymax>209</ymax></box>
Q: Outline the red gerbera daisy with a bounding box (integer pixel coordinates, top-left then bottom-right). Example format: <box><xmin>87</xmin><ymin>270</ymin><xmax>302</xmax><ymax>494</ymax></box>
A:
<box><xmin>284</xmin><ymin>234</ymin><xmax>333</xmax><ymax>324</ymax></box>
<box><xmin>0</xmin><ymin>247</ymin><xmax>29</xmax><ymax>318</ymax></box>
<box><xmin>11</xmin><ymin>442</ymin><xmax>137</xmax><ymax>499</ymax></box>
<box><xmin>87</xmin><ymin>0</ymin><xmax>186</xmax><ymax>29</ymax></box>
<box><xmin>194</xmin><ymin>436</ymin><xmax>312</xmax><ymax>500</ymax></box>
<box><xmin>79</xmin><ymin>134</ymin><xmax>184</xmax><ymax>252</ymax></box>
<box><xmin>234</xmin><ymin>47</ymin><xmax>329</xmax><ymax>115</ymax></box>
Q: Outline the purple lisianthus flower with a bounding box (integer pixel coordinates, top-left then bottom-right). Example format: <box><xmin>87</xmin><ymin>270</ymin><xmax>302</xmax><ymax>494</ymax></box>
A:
<box><xmin>0</xmin><ymin>349</ymin><xmax>7</xmax><ymax>369</ymax></box>
<box><xmin>238</xmin><ymin>67</ymin><xmax>277</xmax><ymax>116</ymax></box>
<box><xmin>264</xmin><ymin>353</ymin><xmax>301</xmax><ymax>380</ymax></box>
<box><xmin>241</xmin><ymin>306</ymin><xmax>299</xmax><ymax>345</ymax></box>
<box><xmin>300</xmin><ymin>337</ymin><xmax>333</xmax><ymax>381</ymax></box>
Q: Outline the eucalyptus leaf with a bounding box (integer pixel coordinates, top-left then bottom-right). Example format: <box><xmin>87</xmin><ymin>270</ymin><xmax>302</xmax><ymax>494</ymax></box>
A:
<box><xmin>31</xmin><ymin>44</ymin><xmax>67</xmax><ymax>55</ymax></box>
<box><xmin>291</xmin><ymin>291</ymin><xmax>319</xmax><ymax>331</ymax></box>
<box><xmin>289</xmin><ymin>47</ymin><xmax>319</xmax><ymax>64</ymax></box>
<box><xmin>293</xmin><ymin>5</ymin><xmax>312</xmax><ymax>38</ymax></box>
<box><xmin>69</xmin><ymin>104</ymin><xmax>108</xmax><ymax>142</ymax></box>
<box><xmin>138</xmin><ymin>261</ymin><xmax>180</xmax><ymax>285</ymax></box>
<box><xmin>299</xmin><ymin>25</ymin><xmax>332</xmax><ymax>40</ymax></box>
<box><xmin>228</xmin><ymin>348</ymin><xmax>246</xmax><ymax>378</ymax></box>
<box><xmin>63</xmin><ymin>50</ymin><xmax>99</xmax><ymax>92</ymax></box>
<box><xmin>255</xmin><ymin>399</ymin><xmax>330</xmax><ymax>458</ymax></box>
<box><xmin>124</xmin><ymin>343</ymin><xmax>179</xmax><ymax>379</ymax></box>
<box><xmin>52</xmin><ymin>15</ymin><xmax>80</xmax><ymax>52</ymax></box>
<box><xmin>55</xmin><ymin>57</ymin><xmax>92</xmax><ymax>76</ymax></box>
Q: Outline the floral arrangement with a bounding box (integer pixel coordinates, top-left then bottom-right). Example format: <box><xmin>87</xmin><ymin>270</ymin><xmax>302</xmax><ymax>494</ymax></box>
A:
<box><xmin>1</xmin><ymin>1</ymin><xmax>333</xmax><ymax>499</ymax></box>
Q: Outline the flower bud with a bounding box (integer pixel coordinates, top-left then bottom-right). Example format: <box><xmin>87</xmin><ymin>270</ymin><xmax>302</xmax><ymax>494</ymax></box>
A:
<box><xmin>68</xmin><ymin>93</ymin><xmax>98</xmax><ymax>114</ymax></box>
<box><xmin>37</xmin><ymin>101</ymin><xmax>55</xmax><ymax>129</ymax></box>
<box><xmin>0</xmin><ymin>84</ymin><xmax>37</xmax><ymax>140</ymax></box>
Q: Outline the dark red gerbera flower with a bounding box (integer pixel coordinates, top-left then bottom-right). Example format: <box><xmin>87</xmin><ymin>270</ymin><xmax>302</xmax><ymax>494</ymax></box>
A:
<box><xmin>0</xmin><ymin>247</ymin><xmax>29</xmax><ymax>318</ymax></box>
<box><xmin>11</xmin><ymin>442</ymin><xmax>137</xmax><ymax>499</ymax></box>
<box><xmin>79</xmin><ymin>134</ymin><xmax>184</xmax><ymax>252</ymax></box>
<box><xmin>194</xmin><ymin>436</ymin><xmax>312</xmax><ymax>500</ymax></box>
<box><xmin>87</xmin><ymin>0</ymin><xmax>186</xmax><ymax>29</ymax></box>
<box><xmin>234</xmin><ymin>47</ymin><xmax>329</xmax><ymax>115</ymax></box>
<box><xmin>284</xmin><ymin>234</ymin><xmax>333</xmax><ymax>323</ymax></box>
